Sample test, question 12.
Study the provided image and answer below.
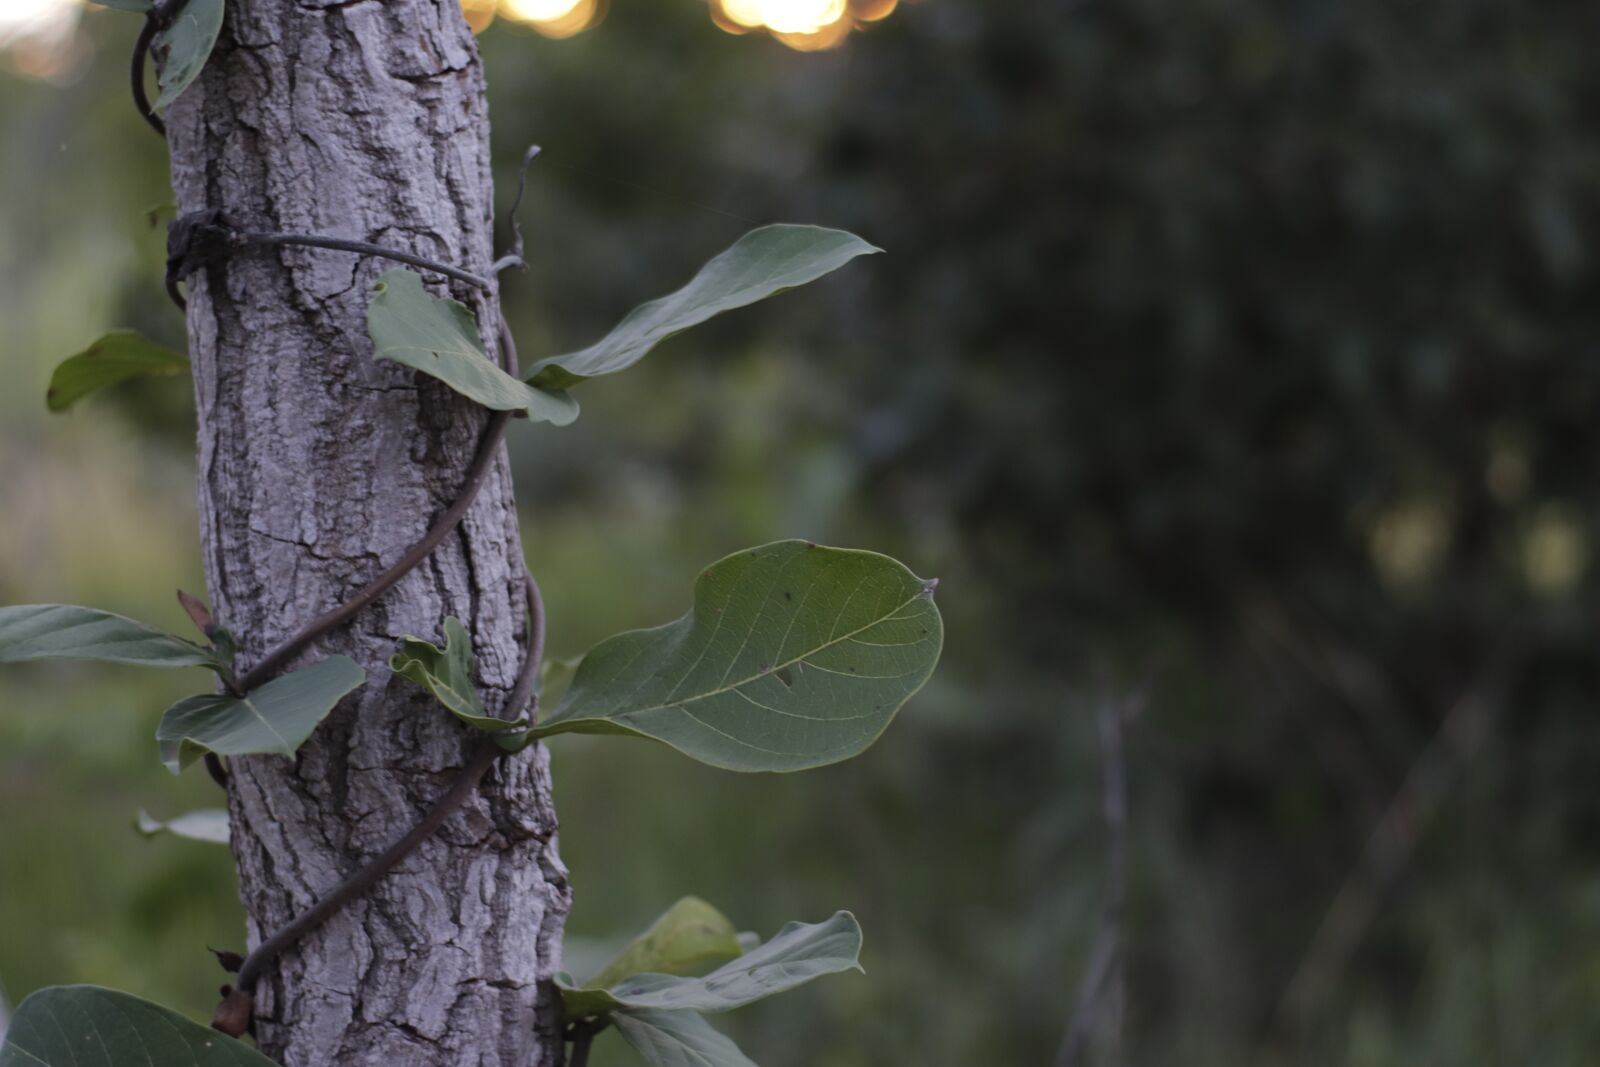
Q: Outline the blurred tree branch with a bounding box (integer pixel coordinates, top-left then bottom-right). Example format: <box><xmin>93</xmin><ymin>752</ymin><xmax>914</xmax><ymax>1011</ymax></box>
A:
<box><xmin>1276</xmin><ymin>627</ymin><xmax>1528</xmax><ymax>1036</ymax></box>
<box><xmin>1055</xmin><ymin>680</ymin><xmax>1148</xmax><ymax>1067</ymax></box>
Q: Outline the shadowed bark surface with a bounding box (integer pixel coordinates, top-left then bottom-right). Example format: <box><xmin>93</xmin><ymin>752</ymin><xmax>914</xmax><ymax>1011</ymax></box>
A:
<box><xmin>164</xmin><ymin>2</ymin><xmax>569</xmax><ymax>1063</ymax></box>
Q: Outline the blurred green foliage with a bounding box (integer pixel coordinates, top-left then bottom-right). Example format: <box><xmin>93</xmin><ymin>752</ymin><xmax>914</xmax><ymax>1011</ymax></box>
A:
<box><xmin>4</xmin><ymin>2</ymin><xmax>1600</xmax><ymax>1065</ymax></box>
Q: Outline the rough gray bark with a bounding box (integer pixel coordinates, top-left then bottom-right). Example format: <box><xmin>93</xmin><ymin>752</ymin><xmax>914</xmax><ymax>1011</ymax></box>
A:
<box><xmin>164</xmin><ymin>2</ymin><xmax>569</xmax><ymax>1064</ymax></box>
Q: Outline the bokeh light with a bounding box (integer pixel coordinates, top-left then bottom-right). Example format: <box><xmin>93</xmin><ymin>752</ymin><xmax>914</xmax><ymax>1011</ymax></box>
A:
<box><xmin>852</xmin><ymin>0</ymin><xmax>898</xmax><ymax>21</ymax></box>
<box><xmin>502</xmin><ymin>0</ymin><xmax>582</xmax><ymax>19</ymax></box>
<box><xmin>0</xmin><ymin>0</ymin><xmax>904</xmax><ymax>68</ymax></box>
<box><xmin>707</xmin><ymin>0</ymin><xmax>901</xmax><ymax>51</ymax></box>
<box><xmin>498</xmin><ymin>0</ymin><xmax>603</xmax><ymax>38</ymax></box>
<box><xmin>720</xmin><ymin>0</ymin><xmax>844</xmax><ymax>34</ymax></box>
<box><xmin>0</xmin><ymin>0</ymin><xmax>81</xmax><ymax>81</ymax></box>
<box><xmin>459</xmin><ymin>0</ymin><xmax>498</xmax><ymax>33</ymax></box>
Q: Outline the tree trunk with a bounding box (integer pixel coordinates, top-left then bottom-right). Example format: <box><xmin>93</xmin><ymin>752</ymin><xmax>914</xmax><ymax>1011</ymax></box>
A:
<box><xmin>164</xmin><ymin>3</ymin><xmax>569</xmax><ymax>1064</ymax></box>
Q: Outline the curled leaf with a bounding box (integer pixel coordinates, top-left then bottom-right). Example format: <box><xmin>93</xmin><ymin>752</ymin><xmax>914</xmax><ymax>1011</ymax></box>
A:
<box><xmin>391</xmin><ymin>616</ymin><xmax>529</xmax><ymax>735</ymax></box>
<box><xmin>587</xmin><ymin>897</ymin><xmax>744</xmax><ymax>992</ymax></box>
<box><xmin>559</xmin><ymin>910</ymin><xmax>863</xmax><ymax>1018</ymax></box>
<box><xmin>366</xmin><ymin>269</ymin><xmax>578</xmax><ymax>424</ymax></box>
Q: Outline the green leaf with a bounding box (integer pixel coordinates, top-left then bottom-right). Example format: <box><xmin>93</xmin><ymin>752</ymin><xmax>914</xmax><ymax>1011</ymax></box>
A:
<box><xmin>528</xmin><ymin>540</ymin><xmax>942</xmax><ymax>772</ymax></box>
<box><xmin>0</xmin><ymin>604</ymin><xmax>221</xmax><ymax>671</ymax></box>
<box><xmin>47</xmin><ymin>330</ymin><xmax>189</xmax><ymax>412</ymax></box>
<box><xmin>611</xmin><ymin>1009</ymin><xmax>758</xmax><ymax>1067</ymax></box>
<box><xmin>366</xmin><ymin>269</ymin><xmax>579</xmax><ymax>424</ymax></box>
<box><xmin>562</xmin><ymin>911</ymin><xmax>862</xmax><ymax>1017</ymax></box>
<box><xmin>391</xmin><ymin>616</ymin><xmax>529</xmax><ymax>734</ymax></box>
<box><xmin>153</xmin><ymin>0</ymin><xmax>226</xmax><ymax>112</ymax></box>
<box><xmin>136</xmin><ymin>808</ymin><xmax>230</xmax><ymax>844</ymax></box>
<box><xmin>561</xmin><ymin>896</ymin><xmax>744</xmax><ymax>1019</ymax></box>
<box><xmin>537</xmin><ymin>653</ymin><xmax>582</xmax><ymax>709</ymax></box>
<box><xmin>90</xmin><ymin>0</ymin><xmax>154</xmax><ymax>12</ymax></box>
<box><xmin>589</xmin><ymin>897</ymin><xmax>744</xmax><ymax>993</ymax></box>
<box><xmin>0</xmin><ymin>985</ymin><xmax>276</xmax><ymax>1067</ymax></box>
<box><xmin>525</xmin><ymin>225</ymin><xmax>880</xmax><ymax>391</ymax></box>
<box><xmin>156</xmin><ymin>655</ymin><xmax>365</xmax><ymax>773</ymax></box>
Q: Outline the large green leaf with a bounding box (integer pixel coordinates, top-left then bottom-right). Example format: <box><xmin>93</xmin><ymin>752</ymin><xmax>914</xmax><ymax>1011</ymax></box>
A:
<box><xmin>46</xmin><ymin>330</ymin><xmax>188</xmax><ymax>413</ymax></box>
<box><xmin>537</xmin><ymin>653</ymin><xmax>582</xmax><ymax>709</ymax></box>
<box><xmin>562</xmin><ymin>912</ymin><xmax>862</xmax><ymax>1017</ymax></box>
<box><xmin>525</xmin><ymin>225</ymin><xmax>880</xmax><ymax>391</ymax></box>
<box><xmin>588</xmin><ymin>897</ymin><xmax>744</xmax><ymax>991</ymax></box>
<box><xmin>156</xmin><ymin>655</ymin><xmax>365</xmax><ymax>773</ymax></box>
<box><xmin>47</xmin><ymin>330</ymin><xmax>189</xmax><ymax>412</ymax></box>
<box><xmin>611</xmin><ymin>1009</ymin><xmax>758</xmax><ymax>1067</ymax></box>
<box><xmin>366</xmin><ymin>269</ymin><xmax>578</xmax><ymax>424</ymax></box>
<box><xmin>0</xmin><ymin>604</ymin><xmax>221</xmax><ymax>671</ymax></box>
<box><xmin>391</xmin><ymin>616</ymin><xmax>529</xmax><ymax>735</ymax></box>
<box><xmin>0</xmin><ymin>985</ymin><xmax>276</xmax><ymax>1067</ymax></box>
<box><xmin>136</xmin><ymin>808</ymin><xmax>230</xmax><ymax>845</ymax></box>
<box><xmin>527</xmin><ymin>541</ymin><xmax>942</xmax><ymax>772</ymax></box>
<box><xmin>153</xmin><ymin>0</ymin><xmax>226</xmax><ymax>112</ymax></box>
<box><xmin>91</xmin><ymin>0</ymin><xmax>154</xmax><ymax>11</ymax></box>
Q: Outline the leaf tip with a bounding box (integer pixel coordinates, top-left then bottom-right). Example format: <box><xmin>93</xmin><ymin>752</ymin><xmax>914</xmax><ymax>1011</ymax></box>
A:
<box><xmin>209</xmin><ymin>946</ymin><xmax>245</xmax><ymax>974</ymax></box>
<box><xmin>921</xmin><ymin>577</ymin><xmax>940</xmax><ymax>599</ymax></box>
<box><xmin>177</xmin><ymin>589</ymin><xmax>214</xmax><ymax>635</ymax></box>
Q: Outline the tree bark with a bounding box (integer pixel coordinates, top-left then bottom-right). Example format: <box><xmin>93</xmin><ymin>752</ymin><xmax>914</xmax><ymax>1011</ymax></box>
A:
<box><xmin>164</xmin><ymin>3</ymin><xmax>569</xmax><ymax>1064</ymax></box>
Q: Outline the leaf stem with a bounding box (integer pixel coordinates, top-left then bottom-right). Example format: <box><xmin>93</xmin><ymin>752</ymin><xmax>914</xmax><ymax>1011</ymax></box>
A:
<box><xmin>566</xmin><ymin>1018</ymin><xmax>609</xmax><ymax>1067</ymax></box>
<box><xmin>129</xmin><ymin>0</ymin><xmax>179</xmax><ymax>139</ymax></box>
<box><xmin>491</xmin><ymin>144</ymin><xmax>541</xmax><ymax>275</ymax></box>
<box><xmin>506</xmin><ymin>574</ymin><xmax>547</xmax><ymax>724</ymax></box>
<box><xmin>130</xmin><ymin>16</ymin><xmax>164</xmax><ymax>137</ymax></box>
<box><xmin>202</xmin><ymin>752</ymin><xmax>228</xmax><ymax>789</ymax></box>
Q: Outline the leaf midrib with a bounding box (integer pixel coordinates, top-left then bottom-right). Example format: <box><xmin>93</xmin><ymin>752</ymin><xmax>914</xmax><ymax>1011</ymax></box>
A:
<box><xmin>233</xmin><ymin>692</ymin><xmax>294</xmax><ymax>755</ymax></box>
<box><xmin>611</xmin><ymin>587</ymin><xmax>931</xmax><ymax>722</ymax></box>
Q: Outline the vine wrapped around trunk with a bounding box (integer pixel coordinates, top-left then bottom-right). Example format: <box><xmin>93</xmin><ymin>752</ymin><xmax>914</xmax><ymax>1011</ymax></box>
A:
<box><xmin>164</xmin><ymin>2</ymin><xmax>569</xmax><ymax>1063</ymax></box>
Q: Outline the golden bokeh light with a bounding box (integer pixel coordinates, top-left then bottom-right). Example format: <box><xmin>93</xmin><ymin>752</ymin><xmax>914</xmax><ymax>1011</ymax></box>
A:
<box><xmin>707</xmin><ymin>0</ymin><xmax>904</xmax><ymax>52</ymax></box>
<box><xmin>852</xmin><ymin>0</ymin><xmax>898</xmax><ymax>22</ymax></box>
<box><xmin>717</xmin><ymin>0</ymin><xmax>767</xmax><ymax>29</ymax></box>
<box><xmin>709</xmin><ymin>5</ymin><xmax>756</xmax><ymax>35</ymax></box>
<box><xmin>0</xmin><ymin>0</ymin><xmax>80</xmax><ymax>81</ymax></box>
<box><xmin>459</xmin><ymin>0</ymin><xmax>498</xmax><ymax>33</ymax></box>
<box><xmin>498</xmin><ymin>0</ymin><xmax>602</xmax><ymax>38</ymax></box>
<box><xmin>773</xmin><ymin>16</ymin><xmax>852</xmax><ymax>52</ymax></box>
<box><xmin>720</xmin><ymin>0</ymin><xmax>844</xmax><ymax>35</ymax></box>
<box><xmin>501</xmin><ymin>0</ymin><xmax>581</xmax><ymax>22</ymax></box>
<box><xmin>0</xmin><ymin>0</ymin><xmax>903</xmax><ymax>65</ymax></box>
